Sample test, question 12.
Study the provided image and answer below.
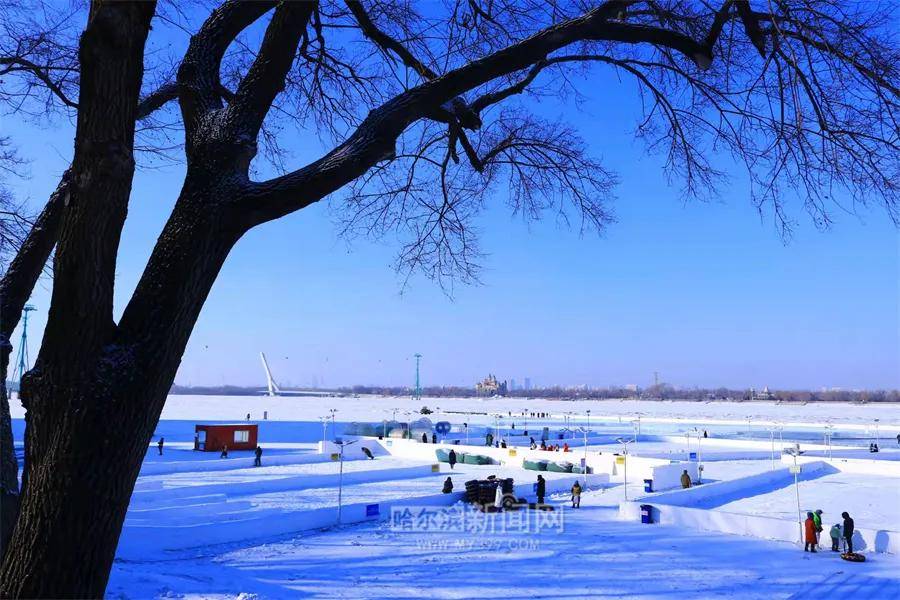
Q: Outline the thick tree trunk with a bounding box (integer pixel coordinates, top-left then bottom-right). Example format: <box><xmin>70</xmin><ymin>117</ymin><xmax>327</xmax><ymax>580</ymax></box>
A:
<box><xmin>0</xmin><ymin>178</ymin><xmax>67</xmax><ymax>557</ymax></box>
<box><xmin>0</xmin><ymin>174</ymin><xmax>242</xmax><ymax>597</ymax></box>
<box><xmin>0</xmin><ymin>2</ymin><xmax>155</xmax><ymax>597</ymax></box>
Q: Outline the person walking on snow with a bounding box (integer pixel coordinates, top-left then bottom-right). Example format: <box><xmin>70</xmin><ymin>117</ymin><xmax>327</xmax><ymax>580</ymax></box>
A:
<box><xmin>422</xmin><ymin>432</ymin><xmax>428</xmax><ymax>444</ymax></box>
<box><xmin>571</xmin><ymin>481</ymin><xmax>582</xmax><ymax>508</ymax></box>
<box><xmin>829</xmin><ymin>523</ymin><xmax>843</xmax><ymax>552</ymax></box>
<box><xmin>813</xmin><ymin>509</ymin><xmax>824</xmax><ymax>546</ymax></box>
<box><xmin>432</xmin><ymin>433</ymin><xmax>437</xmax><ymax>444</ymax></box>
<box><xmin>680</xmin><ymin>469</ymin><xmax>692</xmax><ymax>489</ymax></box>
<box><xmin>842</xmin><ymin>512</ymin><xmax>855</xmax><ymax>553</ymax></box>
<box><xmin>448</xmin><ymin>449</ymin><xmax>457</xmax><ymax>469</ymax></box>
<box><xmin>254</xmin><ymin>445</ymin><xmax>263</xmax><ymax>467</ymax></box>
<box><xmin>536</xmin><ymin>474</ymin><xmax>546</xmax><ymax>505</ymax></box>
<box><xmin>220</xmin><ymin>444</ymin><xmax>228</xmax><ymax>459</ymax></box>
<box><xmin>804</xmin><ymin>512</ymin><xmax>818</xmax><ymax>552</ymax></box>
<box><xmin>442</xmin><ymin>477</ymin><xmax>453</xmax><ymax>494</ymax></box>
<box><xmin>157</xmin><ymin>437</ymin><xmax>164</xmax><ymax>456</ymax></box>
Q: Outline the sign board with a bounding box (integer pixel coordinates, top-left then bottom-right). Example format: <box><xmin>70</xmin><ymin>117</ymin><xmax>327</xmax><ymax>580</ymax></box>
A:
<box><xmin>431</xmin><ymin>463</ymin><xmax>440</xmax><ymax>472</ymax></box>
<box><xmin>616</xmin><ymin>456</ymin><xmax>625</xmax><ymax>465</ymax></box>
<box><xmin>330</xmin><ymin>453</ymin><xmax>340</xmax><ymax>461</ymax></box>
<box><xmin>435</xmin><ymin>421</ymin><xmax>452</xmax><ymax>434</ymax></box>
<box><xmin>365</xmin><ymin>503</ymin><xmax>380</xmax><ymax>517</ymax></box>
<box><xmin>689</xmin><ymin>452</ymin><xmax>698</xmax><ymax>461</ymax></box>
<box><xmin>789</xmin><ymin>465</ymin><xmax>802</xmax><ymax>474</ymax></box>
<box><xmin>508</xmin><ymin>449</ymin><xmax>517</xmax><ymax>457</ymax></box>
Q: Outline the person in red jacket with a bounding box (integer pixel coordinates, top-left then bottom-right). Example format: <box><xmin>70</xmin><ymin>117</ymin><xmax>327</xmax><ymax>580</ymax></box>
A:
<box><xmin>804</xmin><ymin>512</ymin><xmax>818</xmax><ymax>552</ymax></box>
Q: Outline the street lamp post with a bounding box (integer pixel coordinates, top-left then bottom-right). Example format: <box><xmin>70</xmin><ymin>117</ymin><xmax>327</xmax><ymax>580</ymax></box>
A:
<box><xmin>586</xmin><ymin>409</ymin><xmax>591</xmax><ymax>431</ymax></box>
<box><xmin>691</xmin><ymin>427</ymin><xmax>703</xmax><ymax>483</ymax></box>
<box><xmin>768</xmin><ymin>428</ymin><xmax>776</xmax><ymax>471</ymax></box>
<box><xmin>320</xmin><ymin>417</ymin><xmax>328</xmax><ymax>444</ymax></box>
<box><xmin>615</xmin><ymin>437</ymin><xmax>634</xmax><ymax>500</ymax></box>
<box><xmin>786</xmin><ymin>445</ymin><xmax>803</xmax><ymax>545</ymax></box>
<box><xmin>329</xmin><ymin>408</ymin><xmax>338</xmax><ymax>441</ymax></box>
<box><xmin>336</xmin><ymin>439</ymin><xmax>358</xmax><ymax>524</ymax></box>
<box><xmin>578</xmin><ymin>426</ymin><xmax>590</xmax><ymax>490</ymax></box>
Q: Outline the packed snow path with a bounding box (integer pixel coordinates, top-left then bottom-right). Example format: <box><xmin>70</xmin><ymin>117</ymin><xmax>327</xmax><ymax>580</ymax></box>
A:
<box><xmin>107</xmin><ymin>487</ymin><xmax>900</xmax><ymax>599</ymax></box>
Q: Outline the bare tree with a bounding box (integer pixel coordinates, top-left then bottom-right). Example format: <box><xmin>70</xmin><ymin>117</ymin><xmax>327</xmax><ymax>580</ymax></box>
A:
<box><xmin>0</xmin><ymin>0</ymin><xmax>897</xmax><ymax>596</ymax></box>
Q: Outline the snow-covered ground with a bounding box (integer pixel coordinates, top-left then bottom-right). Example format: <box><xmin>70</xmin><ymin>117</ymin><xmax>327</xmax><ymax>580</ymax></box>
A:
<box><xmin>144</xmin><ymin>394</ymin><xmax>900</xmax><ymax>433</ymax></box>
<box><xmin>9</xmin><ymin>394</ymin><xmax>900</xmax><ymax>598</ymax></box>
<box><xmin>15</xmin><ymin>393</ymin><xmax>895</xmax><ymax>433</ymax></box>
<box><xmin>715</xmin><ymin>472</ymin><xmax>900</xmax><ymax>526</ymax></box>
<box><xmin>106</xmin><ymin>487</ymin><xmax>900</xmax><ymax>599</ymax></box>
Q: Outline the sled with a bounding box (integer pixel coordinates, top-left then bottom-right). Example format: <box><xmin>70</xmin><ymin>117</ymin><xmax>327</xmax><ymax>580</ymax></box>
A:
<box><xmin>840</xmin><ymin>552</ymin><xmax>866</xmax><ymax>562</ymax></box>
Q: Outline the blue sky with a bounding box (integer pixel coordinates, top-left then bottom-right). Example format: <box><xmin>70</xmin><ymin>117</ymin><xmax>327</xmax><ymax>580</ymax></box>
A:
<box><xmin>4</xmin><ymin>23</ymin><xmax>898</xmax><ymax>391</ymax></box>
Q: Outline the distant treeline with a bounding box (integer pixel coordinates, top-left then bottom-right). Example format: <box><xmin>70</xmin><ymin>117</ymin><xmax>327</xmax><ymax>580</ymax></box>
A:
<box><xmin>168</xmin><ymin>382</ymin><xmax>899</xmax><ymax>403</ymax></box>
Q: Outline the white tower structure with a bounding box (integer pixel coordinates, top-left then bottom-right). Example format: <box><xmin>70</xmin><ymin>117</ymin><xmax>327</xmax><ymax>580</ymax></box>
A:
<box><xmin>260</xmin><ymin>352</ymin><xmax>281</xmax><ymax>396</ymax></box>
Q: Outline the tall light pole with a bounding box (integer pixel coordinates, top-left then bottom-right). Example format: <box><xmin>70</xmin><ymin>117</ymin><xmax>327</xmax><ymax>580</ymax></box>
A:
<box><xmin>874</xmin><ymin>419</ymin><xmax>880</xmax><ymax>447</ymax></box>
<box><xmin>11</xmin><ymin>304</ymin><xmax>36</xmax><ymax>389</ymax></box>
<box><xmin>823</xmin><ymin>424</ymin><xmax>833</xmax><ymax>460</ymax></box>
<box><xmin>691</xmin><ymin>427</ymin><xmax>703</xmax><ymax>483</ymax></box>
<box><xmin>786</xmin><ymin>445</ymin><xmax>803</xmax><ymax>544</ymax></box>
<box><xmin>413</xmin><ymin>353</ymin><xmax>422</xmax><ymax>402</ymax></box>
<box><xmin>578</xmin><ymin>426</ymin><xmax>590</xmax><ymax>490</ymax></box>
<box><xmin>615</xmin><ymin>437</ymin><xmax>634</xmax><ymax>500</ymax></box>
<box><xmin>319</xmin><ymin>416</ymin><xmax>328</xmax><ymax>444</ymax></box>
<box><xmin>336</xmin><ymin>439</ymin><xmax>357</xmax><ymax>524</ymax></box>
<box><xmin>329</xmin><ymin>408</ymin><xmax>338</xmax><ymax>441</ymax></box>
<box><xmin>768</xmin><ymin>428</ymin><xmax>776</xmax><ymax>470</ymax></box>
<box><xmin>586</xmin><ymin>409</ymin><xmax>591</xmax><ymax>431</ymax></box>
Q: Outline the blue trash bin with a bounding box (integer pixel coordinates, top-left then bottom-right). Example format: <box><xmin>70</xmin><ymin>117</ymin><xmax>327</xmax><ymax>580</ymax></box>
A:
<box><xmin>643</xmin><ymin>479</ymin><xmax>653</xmax><ymax>493</ymax></box>
<box><xmin>640</xmin><ymin>504</ymin><xmax>653</xmax><ymax>524</ymax></box>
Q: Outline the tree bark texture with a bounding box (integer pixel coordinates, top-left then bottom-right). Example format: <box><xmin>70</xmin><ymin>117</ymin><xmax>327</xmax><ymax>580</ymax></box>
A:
<box><xmin>0</xmin><ymin>2</ymin><xmax>156</xmax><ymax>597</ymax></box>
<box><xmin>0</xmin><ymin>177</ymin><xmax>67</xmax><ymax>558</ymax></box>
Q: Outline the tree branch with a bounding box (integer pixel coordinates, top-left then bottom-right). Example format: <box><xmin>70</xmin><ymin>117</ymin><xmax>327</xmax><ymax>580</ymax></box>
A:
<box><xmin>226</xmin><ymin>2</ymin><xmax>314</xmax><ymax>144</ymax></box>
<box><xmin>177</xmin><ymin>0</ymin><xmax>276</xmax><ymax>139</ymax></box>
<box><xmin>345</xmin><ymin>0</ymin><xmax>437</xmax><ymax>80</ymax></box>
<box><xmin>0</xmin><ymin>56</ymin><xmax>78</xmax><ymax>108</ymax></box>
<box><xmin>241</xmin><ymin>1</ymin><xmax>721</xmax><ymax>224</ymax></box>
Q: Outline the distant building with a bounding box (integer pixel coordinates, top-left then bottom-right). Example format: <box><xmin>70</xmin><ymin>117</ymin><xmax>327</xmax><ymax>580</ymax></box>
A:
<box><xmin>510</xmin><ymin>379</ymin><xmax>517</xmax><ymax>391</ymax></box>
<box><xmin>625</xmin><ymin>384</ymin><xmax>639</xmax><ymax>392</ymax></box>
<box><xmin>524</xmin><ymin>377</ymin><xmax>532</xmax><ymax>391</ymax></box>
<box><xmin>752</xmin><ymin>386</ymin><xmax>775</xmax><ymax>401</ymax></box>
<box><xmin>476</xmin><ymin>374</ymin><xmax>508</xmax><ymax>396</ymax></box>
